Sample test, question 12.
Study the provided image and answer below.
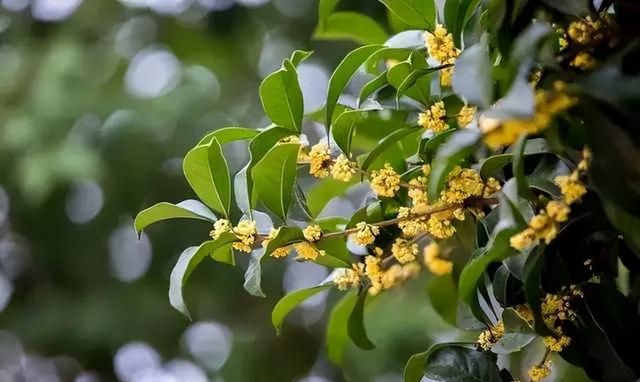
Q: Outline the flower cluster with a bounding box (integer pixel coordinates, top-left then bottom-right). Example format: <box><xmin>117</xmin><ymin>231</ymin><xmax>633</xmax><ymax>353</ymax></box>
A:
<box><xmin>425</xmin><ymin>24</ymin><xmax>459</xmax><ymax>87</ymax></box>
<box><xmin>479</xmin><ymin>82</ymin><xmax>576</xmax><ymax>149</ymax></box>
<box><xmin>354</xmin><ymin>222</ymin><xmax>380</xmax><ymax>246</ymax></box>
<box><xmin>302</xmin><ymin>224</ymin><xmax>322</xmax><ymax>242</ymax></box>
<box><xmin>210</xmin><ymin>219</ymin><xmax>257</xmax><ymax>253</ymax></box>
<box><xmin>528</xmin><ymin>361</ymin><xmax>552</xmax><ymax>382</ymax></box>
<box><xmin>457</xmin><ymin>105</ymin><xmax>476</xmax><ymax>128</ymax></box>
<box><xmin>477</xmin><ymin>321</ymin><xmax>505</xmax><ymax>351</ymax></box>
<box><xmin>423</xmin><ymin>242</ymin><xmax>452</xmax><ymax>276</ymax></box>
<box><xmin>510</xmin><ymin>148</ymin><xmax>590</xmax><ymax>250</ymax></box>
<box><xmin>565</xmin><ymin>15</ymin><xmax>617</xmax><ymax>71</ymax></box>
<box><xmin>294</xmin><ymin>242</ymin><xmax>325</xmax><ymax>261</ymax></box>
<box><xmin>369</xmin><ymin>163</ymin><xmax>401</xmax><ymax>197</ymax></box>
<box><xmin>391</xmin><ymin>238</ymin><xmax>418</xmax><ymax>264</ymax></box>
<box><xmin>334</xmin><ymin>253</ymin><xmax>420</xmax><ymax>296</ymax></box>
<box><xmin>307</xmin><ymin>143</ymin><xmax>358</xmax><ymax>182</ymax></box>
<box><xmin>418</xmin><ymin>101</ymin><xmax>448</xmax><ymax>132</ymax></box>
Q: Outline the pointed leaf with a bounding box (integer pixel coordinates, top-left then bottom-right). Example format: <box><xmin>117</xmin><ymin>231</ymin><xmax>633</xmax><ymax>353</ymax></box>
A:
<box><xmin>348</xmin><ymin>291</ymin><xmax>375</xmax><ymax>350</ymax></box>
<box><xmin>183</xmin><ymin>137</ymin><xmax>232</xmax><ymax>217</ymax></box>
<box><xmin>251</xmin><ymin>143</ymin><xmax>300</xmax><ymax>220</ymax></box>
<box><xmin>134</xmin><ymin>200</ymin><xmax>216</xmax><ymax>236</ymax></box>
<box><xmin>260</xmin><ymin>59</ymin><xmax>305</xmax><ymax>132</ymax></box>
<box><xmin>169</xmin><ymin>233</ymin><xmax>237</xmax><ymax>318</ymax></box>
<box><xmin>314</xmin><ymin>11</ymin><xmax>388</xmax><ymax>45</ymax></box>
<box><xmin>272</xmin><ymin>285</ymin><xmax>333</xmax><ymax>334</ymax></box>
<box><xmin>453</xmin><ymin>37</ymin><xmax>492</xmax><ymax>108</ymax></box>
<box><xmin>379</xmin><ymin>0</ymin><xmax>436</xmax><ymax>31</ymax></box>
<box><xmin>197</xmin><ymin>126</ymin><xmax>258</xmax><ymax>146</ymax></box>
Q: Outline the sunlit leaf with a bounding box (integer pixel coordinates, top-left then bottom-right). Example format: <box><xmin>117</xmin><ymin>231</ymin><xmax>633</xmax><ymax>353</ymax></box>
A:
<box><xmin>251</xmin><ymin>143</ymin><xmax>299</xmax><ymax>220</ymax></box>
<box><xmin>272</xmin><ymin>284</ymin><xmax>333</xmax><ymax>334</ymax></box>
<box><xmin>134</xmin><ymin>200</ymin><xmax>216</xmax><ymax>236</ymax></box>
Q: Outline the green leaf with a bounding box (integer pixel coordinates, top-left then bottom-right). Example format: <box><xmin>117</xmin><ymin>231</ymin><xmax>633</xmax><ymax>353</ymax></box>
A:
<box><xmin>361</xmin><ymin>127</ymin><xmax>421</xmax><ymax>170</ymax></box>
<box><xmin>326</xmin><ymin>291</ymin><xmax>358</xmax><ymax>364</ymax></box>
<box><xmin>444</xmin><ymin>0</ymin><xmax>482</xmax><ymax>47</ymax></box>
<box><xmin>491</xmin><ymin>309</ymin><xmax>536</xmax><ymax>354</ymax></box>
<box><xmin>427</xmin><ymin>273</ymin><xmax>459</xmax><ymax>325</ymax></box>
<box><xmin>272</xmin><ymin>284</ymin><xmax>333</xmax><ymax>334</ymax></box>
<box><xmin>134</xmin><ymin>200</ymin><xmax>216</xmax><ymax>236</ymax></box>
<box><xmin>326</xmin><ymin>45</ymin><xmax>385</xmax><ymax>130</ymax></box>
<box><xmin>478</xmin><ymin>138</ymin><xmax>551</xmax><ymax>178</ymax></box>
<box><xmin>424</xmin><ymin>347</ymin><xmax>502</xmax><ymax>382</ymax></box>
<box><xmin>238</xmin><ymin>127</ymin><xmax>293</xmax><ymax>213</ymax></box>
<box><xmin>512</xmin><ymin>134</ymin><xmax>532</xmax><ymax>198</ymax></box>
<box><xmin>428</xmin><ymin>129</ymin><xmax>481</xmax><ymax>200</ymax></box>
<box><xmin>197</xmin><ymin>126</ymin><xmax>258</xmax><ymax>146</ymax></box>
<box><xmin>379</xmin><ymin>0</ymin><xmax>436</xmax><ymax>31</ymax></box>
<box><xmin>348</xmin><ymin>291</ymin><xmax>375</xmax><ymax>350</ymax></box>
<box><xmin>603</xmin><ymin>202</ymin><xmax>640</xmax><ymax>254</ymax></box>
<box><xmin>183</xmin><ymin>137</ymin><xmax>232</xmax><ymax>217</ymax></box>
<box><xmin>263</xmin><ymin>226</ymin><xmax>305</xmax><ymax>257</ymax></box>
<box><xmin>314</xmin><ymin>12</ymin><xmax>388</xmax><ymax>45</ymax></box>
<box><xmin>358</xmin><ymin>72</ymin><xmax>389</xmax><ymax>105</ymax></box>
<box><xmin>332</xmin><ymin>109</ymin><xmax>367</xmax><ymax>155</ymax></box>
<box><xmin>169</xmin><ymin>233</ymin><xmax>237</xmax><ymax>319</ymax></box>
<box><xmin>251</xmin><ymin>143</ymin><xmax>299</xmax><ymax>220</ymax></box>
<box><xmin>452</xmin><ymin>36</ymin><xmax>492</xmax><ymax>108</ymax></box>
<box><xmin>510</xmin><ymin>21</ymin><xmax>552</xmax><ymax>68</ymax></box>
<box><xmin>418</xmin><ymin>130</ymin><xmax>455</xmax><ymax>163</ymax></box>
<box><xmin>315</xmin><ymin>237</ymin><xmax>352</xmax><ymax>268</ymax></box>
<box><xmin>403</xmin><ymin>343</ymin><xmax>476</xmax><ymax>382</ymax></box>
<box><xmin>386</xmin><ymin>60</ymin><xmax>431</xmax><ymax>104</ymax></box>
<box><xmin>384</xmin><ymin>30</ymin><xmax>426</xmax><ymax>49</ymax></box>
<box><xmin>260</xmin><ymin>59</ymin><xmax>305</xmax><ymax>133</ymax></box>
<box><xmin>244</xmin><ymin>227</ymin><xmax>305</xmax><ymax>297</ymax></box>
<box><xmin>307</xmin><ymin>178</ymin><xmax>356</xmax><ymax>217</ymax></box>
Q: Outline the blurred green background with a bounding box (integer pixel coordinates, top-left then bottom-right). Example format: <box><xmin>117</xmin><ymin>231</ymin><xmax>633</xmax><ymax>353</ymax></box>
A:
<box><xmin>0</xmin><ymin>1</ymin><xmax>589</xmax><ymax>381</ymax></box>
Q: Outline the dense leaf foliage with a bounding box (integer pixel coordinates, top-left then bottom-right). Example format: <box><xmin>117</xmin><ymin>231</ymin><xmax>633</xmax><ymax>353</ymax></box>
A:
<box><xmin>137</xmin><ymin>0</ymin><xmax>640</xmax><ymax>380</ymax></box>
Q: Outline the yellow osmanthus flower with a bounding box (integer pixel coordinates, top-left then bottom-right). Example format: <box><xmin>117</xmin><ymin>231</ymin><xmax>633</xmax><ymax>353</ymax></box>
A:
<box><xmin>422</xmin><ymin>164</ymin><xmax>431</xmax><ymax>176</ymax></box>
<box><xmin>210</xmin><ymin>219</ymin><xmax>232</xmax><ymax>239</ymax></box>
<box><xmin>308</xmin><ymin>142</ymin><xmax>332</xmax><ymax>178</ymax></box>
<box><xmin>544</xmin><ymin>335</ymin><xmax>571</xmax><ymax>352</ymax></box>
<box><xmin>423</xmin><ymin>242</ymin><xmax>453</xmax><ymax>276</ymax></box>
<box><xmin>477</xmin><ymin>321</ymin><xmax>505</xmax><ymax>351</ymax></box>
<box><xmin>570</xmin><ymin>51</ymin><xmax>596</xmax><ymax>70</ymax></box>
<box><xmin>232</xmin><ymin>220</ymin><xmax>257</xmax><ymax>253</ymax></box>
<box><xmin>391</xmin><ymin>238</ymin><xmax>418</xmax><ymax>264</ymax></box>
<box><xmin>302</xmin><ymin>224</ymin><xmax>322</xmax><ymax>242</ymax></box>
<box><xmin>440</xmin><ymin>66</ymin><xmax>454</xmax><ymax>87</ymax></box>
<box><xmin>555</xmin><ymin>173</ymin><xmax>587</xmax><ymax>205</ymax></box>
<box><xmin>354</xmin><ymin>222</ymin><xmax>380</xmax><ymax>246</ymax></box>
<box><xmin>331</xmin><ymin>154</ymin><xmax>357</xmax><ymax>182</ymax></box>
<box><xmin>541</xmin><ymin>291</ymin><xmax>581</xmax><ymax>328</ymax></box>
<box><xmin>528</xmin><ymin>361</ymin><xmax>552</xmax><ymax>382</ymax></box>
<box><xmin>440</xmin><ymin>167</ymin><xmax>485</xmax><ymax>205</ymax></box>
<box><xmin>408</xmin><ymin>177</ymin><xmax>428</xmax><ymax>205</ymax></box>
<box><xmin>418</xmin><ymin>101</ymin><xmax>449</xmax><ymax>132</ymax></box>
<box><xmin>397</xmin><ymin>207</ymin><xmax>428</xmax><ymax>238</ymax></box>
<box><xmin>262</xmin><ymin>227</ymin><xmax>289</xmax><ymax>258</ymax></box>
<box><xmin>365</xmin><ymin>255</ymin><xmax>383</xmax><ymax>294</ymax></box>
<box><xmin>516</xmin><ymin>304</ymin><xmax>534</xmax><ymax>322</ymax></box>
<box><xmin>545</xmin><ymin>200</ymin><xmax>570</xmax><ymax>222</ymax></box>
<box><xmin>426</xmin><ymin>24</ymin><xmax>459</xmax><ymax>63</ymax></box>
<box><xmin>457</xmin><ymin>105</ymin><xmax>476</xmax><ymax>128</ymax></box>
<box><xmin>370</xmin><ymin>163</ymin><xmax>401</xmax><ymax>197</ymax></box>
<box><xmin>480</xmin><ymin>82</ymin><xmax>576</xmax><ymax>149</ymax></box>
<box><xmin>483</xmin><ymin>177</ymin><xmax>502</xmax><ymax>197</ymax></box>
<box><xmin>377</xmin><ymin>262</ymin><xmax>420</xmax><ymax>294</ymax></box>
<box><xmin>294</xmin><ymin>242</ymin><xmax>325</xmax><ymax>261</ymax></box>
<box><xmin>568</xmin><ymin>16</ymin><xmax>606</xmax><ymax>45</ymax></box>
<box><xmin>334</xmin><ymin>263</ymin><xmax>365</xmax><ymax>290</ymax></box>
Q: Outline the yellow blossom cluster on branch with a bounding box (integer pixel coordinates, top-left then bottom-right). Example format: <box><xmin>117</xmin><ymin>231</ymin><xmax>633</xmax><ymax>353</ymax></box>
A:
<box><xmin>210</xmin><ymin>219</ymin><xmax>257</xmax><ymax>253</ymax></box>
<box><xmin>479</xmin><ymin>82</ymin><xmax>576</xmax><ymax>149</ymax></box>
<box><xmin>510</xmin><ymin>148</ymin><xmax>591</xmax><ymax>250</ymax></box>
<box><xmin>262</xmin><ymin>227</ymin><xmax>290</xmax><ymax>258</ymax></box>
<box><xmin>307</xmin><ymin>143</ymin><xmax>358</xmax><ymax>182</ymax></box>
<box><xmin>528</xmin><ymin>361</ymin><xmax>552</xmax><ymax>382</ymax></box>
<box><xmin>477</xmin><ymin>321</ymin><xmax>505</xmax><ymax>351</ymax></box>
<box><xmin>418</xmin><ymin>101</ymin><xmax>448</xmax><ymax>132</ymax></box>
<box><xmin>369</xmin><ymin>163</ymin><xmax>401</xmax><ymax>197</ymax></box>
<box><xmin>425</xmin><ymin>24</ymin><xmax>459</xmax><ymax>87</ymax></box>
<box><xmin>457</xmin><ymin>105</ymin><xmax>476</xmax><ymax>128</ymax></box>
<box><xmin>423</xmin><ymin>242</ymin><xmax>452</xmax><ymax>276</ymax></box>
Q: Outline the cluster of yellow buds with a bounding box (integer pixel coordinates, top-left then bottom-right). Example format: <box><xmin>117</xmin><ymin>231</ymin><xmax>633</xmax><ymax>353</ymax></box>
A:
<box><xmin>457</xmin><ymin>105</ymin><xmax>476</xmax><ymax>128</ymax></box>
<box><xmin>302</xmin><ymin>224</ymin><xmax>322</xmax><ymax>242</ymax></box>
<box><xmin>541</xmin><ymin>285</ymin><xmax>583</xmax><ymax>329</ymax></box>
<box><xmin>543</xmin><ymin>334</ymin><xmax>571</xmax><ymax>352</ymax></box>
<box><xmin>293</xmin><ymin>242</ymin><xmax>325</xmax><ymax>261</ymax></box>
<box><xmin>425</xmin><ymin>24</ymin><xmax>460</xmax><ymax>87</ymax></box>
<box><xmin>528</xmin><ymin>361</ymin><xmax>552</xmax><ymax>382</ymax></box>
<box><xmin>418</xmin><ymin>101</ymin><xmax>448</xmax><ymax>132</ymax></box>
<box><xmin>510</xmin><ymin>148</ymin><xmax>590</xmax><ymax>250</ymax></box>
<box><xmin>480</xmin><ymin>81</ymin><xmax>576</xmax><ymax>149</ymax></box>
<box><xmin>565</xmin><ymin>15</ymin><xmax>617</xmax><ymax>71</ymax></box>
<box><xmin>391</xmin><ymin>238</ymin><xmax>418</xmax><ymax>264</ymax></box>
<box><xmin>353</xmin><ymin>222</ymin><xmax>380</xmax><ymax>246</ymax></box>
<box><xmin>477</xmin><ymin>321</ymin><xmax>505</xmax><ymax>351</ymax></box>
<box><xmin>333</xmin><ymin>253</ymin><xmax>420</xmax><ymax>295</ymax></box>
<box><xmin>307</xmin><ymin>142</ymin><xmax>358</xmax><ymax>182</ymax></box>
<box><xmin>423</xmin><ymin>242</ymin><xmax>453</xmax><ymax>276</ymax></box>
<box><xmin>369</xmin><ymin>163</ymin><xmax>401</xmax><ymax>197</ymax></box>
<box><xmin>210</xmin><ymin>219</ymin><xmax>257</xmax><ymax>253</ymax></box>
